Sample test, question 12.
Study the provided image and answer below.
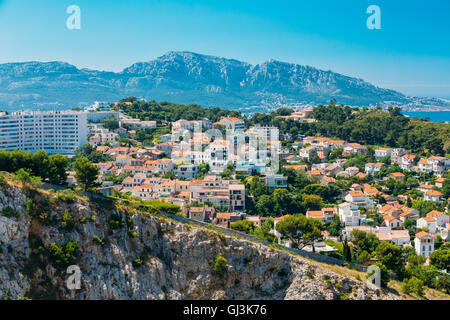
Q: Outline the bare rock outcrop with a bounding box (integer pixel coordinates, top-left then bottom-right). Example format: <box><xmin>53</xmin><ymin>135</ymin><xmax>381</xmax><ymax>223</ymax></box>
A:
<box><xmin>0</xmin><ymin>184</ymin><xmax>399</xmax><ymax>300</ymax></box>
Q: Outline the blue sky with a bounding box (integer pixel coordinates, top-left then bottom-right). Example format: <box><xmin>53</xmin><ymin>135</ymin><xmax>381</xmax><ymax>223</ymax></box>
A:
<box><xmin>0</xmin><ymin>0</ymin><xmax>449</xmax><ymax>98</ymax></box>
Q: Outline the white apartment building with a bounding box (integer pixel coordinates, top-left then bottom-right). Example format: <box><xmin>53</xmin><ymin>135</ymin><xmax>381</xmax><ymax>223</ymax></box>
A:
<box><xmin>261</xmin><ymin>174</ymin><xmax>288</xmax><ymax>188</ymax></box>
<box><xmin>414</xmin><ymin>231</ymin><xmax>435</xmax><ymax>257</ymax></box>
<box><xmin>175</xmin><ymin>164</ymin><xmax>200</xmax><ymax>179</ymax></box>
<box><xmin>121</xmin><ymin>118</ymin><xmax>157</xmax><ymax>129</ymax></box>
<box><xmin>248</xmin><ymin>126</ymin><xmax>280</xmax><ymax>143</ymax></box>
<box><xmin>364</xmin><ymin>162</ymin><xmax>383</xmax><ymax>176</ymax></box>
<box><xmin>0</xmin><ymin>110</ymin><xmax>88</xmax><ymax>155</ymax></box>
<box><xmin>338</xmin><ymin>202</ymin><xmax>361</xmax><ymax>226</ymax></box>
<box><xmin>219</xmin><ymin>117</ymin><xmax>245</xmax><ymax>132</ymax></box>
<box><xmin>374</xmin><ymin>148</ymin><xmax>392</xmax><ymax>160</ymax></box>
<box><xmin>190</xmin><ymin>176</ymin><xmax>245</xmax><ymax>211</ymax></box>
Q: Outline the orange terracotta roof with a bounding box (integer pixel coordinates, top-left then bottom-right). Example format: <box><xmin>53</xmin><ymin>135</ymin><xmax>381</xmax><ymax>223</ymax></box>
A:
<box><xmin>425</xmin><ymin>190</ymin><xmax>443</xmax><ymax>196</ymax></box>
<box><xmin>222</xmin><ymin>117</ymin><xmax>242</xmax><ymax>122</ymax></box>
<box><xmin>274</xmin><ymin>214</ymin><xmax>291</xmax><ymax>221</ymax></box>
<box><xmin>389</xmin><ymin>172</ymin><xmax>405</xmax><ymax>177</ymax></box>
<box><xmin>306</xmin><ymin>211</ymin><xmax>324</xmax><ymax>217</ymax></box>
<box><xmin>349</xmin><ymin>190</ymin><xmax>364</xmax><ymax>197</ymax></box>
<box><xmin>426</xmin><ymin>210</ymin><xmax>444</xmax><ymax>217</ymax></box>
<box><xmin>216</xmin><ymin>212</ymin><xmax>231</xmax><ymax>220</ymax></box>
<box><xmin>415</xmin><ymin>231</ymin><xmax>432</xmax><ymax>239</ymax></box>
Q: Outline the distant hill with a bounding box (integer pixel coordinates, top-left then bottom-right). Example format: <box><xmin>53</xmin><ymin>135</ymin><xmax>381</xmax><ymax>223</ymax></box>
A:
<box><xmin>1</xmin><ymin>51</ymin><xmax>449</xmax><ymax>113</ymax></box>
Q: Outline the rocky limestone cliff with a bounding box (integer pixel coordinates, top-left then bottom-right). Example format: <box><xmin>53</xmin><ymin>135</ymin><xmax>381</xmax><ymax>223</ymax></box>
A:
<box><xmin>0</xmin><ymin>183</ymin><xmax>399</xmax><ymax>300</ymax></box>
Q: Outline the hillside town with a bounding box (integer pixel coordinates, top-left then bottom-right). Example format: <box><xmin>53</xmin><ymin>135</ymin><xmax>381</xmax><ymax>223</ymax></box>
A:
<box><xmin>1</xmin><ymin>99</ymin><xmax>449</xmax><ymax>296</ymax></box>
<box><xmin>62</xmin><ymin>101</ymin><xmax>449</xmax><ymax>264</ymax></box>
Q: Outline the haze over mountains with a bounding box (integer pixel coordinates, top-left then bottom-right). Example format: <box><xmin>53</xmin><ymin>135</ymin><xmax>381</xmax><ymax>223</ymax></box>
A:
<box><xmin>0</xmin><ymin>51</ymin><xmax>449</xmax><ymax>113</ymax></box>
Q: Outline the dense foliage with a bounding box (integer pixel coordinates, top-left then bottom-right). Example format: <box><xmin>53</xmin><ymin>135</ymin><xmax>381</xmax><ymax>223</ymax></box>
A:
<box><xmin>0</xmin><ymin>150</ymin><xmax>68</xmax><ymax>185</ymax></box>
<box><xmin>116</xmin><ymin>97</ymin><xmax>241</xmax><ymax>124</ymax></box>
<box><xmin>247</xmin><ymin>104</ymin><xmax>450</xmax><ymax>156</ymax></box>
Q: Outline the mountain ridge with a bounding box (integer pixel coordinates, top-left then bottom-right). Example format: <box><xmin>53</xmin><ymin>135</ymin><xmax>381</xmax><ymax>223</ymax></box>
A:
<box><xmin>0</xmin><ymin>51</ymin><xmax>449</xmax><ymax>113</ymax></box>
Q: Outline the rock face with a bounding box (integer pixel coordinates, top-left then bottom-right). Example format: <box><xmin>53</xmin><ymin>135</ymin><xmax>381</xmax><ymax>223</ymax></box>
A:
<box><xmin>0</xmin><ymin>51</ymin><xmax>449</xmax><ymax>112</ymax></box>
<box><xmin>0</xmin><ymin>184</ymin><xmax>399</xmax><ymax>300</ymax></box>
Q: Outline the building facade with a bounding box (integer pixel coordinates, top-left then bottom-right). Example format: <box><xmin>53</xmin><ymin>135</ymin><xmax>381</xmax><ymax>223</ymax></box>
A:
<box><xmin>0</xmin><ymin>110</ymin><xmax>88</xmax><ymax>154</ymax></box>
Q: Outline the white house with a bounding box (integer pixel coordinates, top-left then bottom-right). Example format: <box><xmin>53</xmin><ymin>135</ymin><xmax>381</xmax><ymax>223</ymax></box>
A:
<box><xmin>365</xmin><ymin>162</ymin><xmax>383</xmax><ymax>176</ymax></box>
<box><xmin>262</xmin><ymin>174</ymin><xmax>288</xmax><ymax>188</ymax></box>
<box><xmin>344</xmin><ymin>190</ymin><xmax>374</xmax><ymax>206</ymax></box>
<box><xmin>418</xmin><ymin>159</ymin><xmax>433</xmax><ymax>173</ymax></box>
<box><xmin>414</xmin><ymin>231</ymin><xmax>435</xmax><ymax>258</ymax></box>
<box><xmin>338</xmin><ymin>203</ymin><xmax>361</xmax><ymax>226</ymax></box>
<box><xmin>424</xmin><ymin>190</ymin><xmax>443</xmax><ymax>203</ymax></box>
<box><xmin>285</xmin><ymin>155</ymin><xmax>302</xmax><ymax>163</ymax></box>
<box><xmin>219</xmin><ymin>117</ymin><xmax>245</xmax><ymax>133</ymax></box>
<box><xmin>418</xmin><ymin>184</ymin><xmax>435</xmax><ymax>193</ymax></box>
<box><xmin>400</xmin><ymin>154</ymin><xmax>416</xmax><ymax>171</ymax></box>
<box><xmin>175</xmin><ymin>164</ymin><xmax>200</xmax><ymax>179</ymax></box>
<box><xmin>342</xmin><ymin>226</ymin><xmax>374</xmax><ymax>241</ymax></box>
<box><xmin>374</xmin><ymin>148</ymin><xmax>392</xmax><ymax>160</ymax></box>
<box><xmin>426</xmin><ymin>210</ymin><xmax>449</xmax><ymax>227</ymax></box>
<box><xmin>299</xmin><ymin>146</ymin><xmax>316</xmax><ymax>160</ymax></box>
<box><xmin>435</xmin><ymin>177</ymin><xmax>446</xmax><ymax>188</ymax></box>
<box><xmin>376</xmin><ymin>229</ymin><xmax>411</xmax><ymax>246</ymax></box>
<box><xmin>428</xmin><ymin>156</ymin><xmax>449</xmax><ymax>175</ymax></box>
<box><xmin>344</xmin><ymin>166</ymin><xmax>360</xmax><ymax>177</ymax></box>
<box><xmin>383</xmin><ymin>215</ymin><xmax>402</xmax><ymax>229</ymax></box>
<box><xmin>417</xmin><ymin>217</ymin><xmax>437</xmax><ymax>234</ymax></box>
<box><xmin>306</xmin><ymin>208</ymin><xmax>337</xmax><ymax>223</ymax></box>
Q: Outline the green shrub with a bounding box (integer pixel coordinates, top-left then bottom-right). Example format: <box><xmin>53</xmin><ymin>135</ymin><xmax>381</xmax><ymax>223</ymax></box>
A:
<box><xmin>132</xmin><ymin>258</ymin><xmax>143</xmax><ymax>268</ymax></box>
<box><xmin>60</xmin><ymin>210</ymin><xmax>74</xmax><ymax>231</ymax></box>
<box><xmin>80</xmin><ymin>217</ymin><xmax>87</xmax><ymax>224</ymax></box>
<box><xmin>2</xmin><ymin>291</ymin><xmax>12</xmax><ymax>300</ymax></box>
<box><xmin>48</xmin><ymin>241</ymin><xmax>78</xmax><ymax>268</ymax></box>
<box><xmin>334</xmin><ymin>282</ymin><xmax>343</xmax><ymax>290</ymax></box>
<box><xmin>1</xmin><ymin>206</ymin><xmax>16</xmax><ymax>217</ymax></box>
<box><xmin>109</xmin><ymin>214</ymin><xmax>125</xmax><ymax>230</ymax></box>
<box><xmin>56</xmin><ymin>189</ymin><xmax>77</xmax><ymax>204</ymax></box>
<box><xmin>26</xmin><ymin>199</ymin><xmax>36</xmax><ymax>217</ymax></box>
<box><xmin>0</xmin><ymin>173</ymin><xmax>7</xmax><ymax>187</ymax></box>
<box><xmin>339</xmin><ymin>293</ymin><xmax>350</xmax><ymax>300</ymax></box>
<box><xmin>434</xmin><ymin>274</ymin><xmax>450</xmax><ymax>294</ymax></box>
<box><xmin>213</xmin><ymin>254</ymin><xmax>227</xmax><ymax>275</ymax></box>
<box><xmin>28</xmin><ymin>234</ymin><xmax>44</xmax><ymax>251</ymax></box>
<box><xmin>128</xmin><ymin>231</ymin><xmax>139</xmax><ymax>238</ymax></box>
<box><xmin>402</xmin><ymin>276</ymin><xmax>424</xmax><ymax>296</ymax></box>
<box><xmin>143</xmin><ymin>200</ymin><xmax>181</xmax><ymax>215</ymax></box>
<box><xmin>93</xmin><ymin>235</ymin><xmax>105</xmax><ymax>246</ymax></box>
